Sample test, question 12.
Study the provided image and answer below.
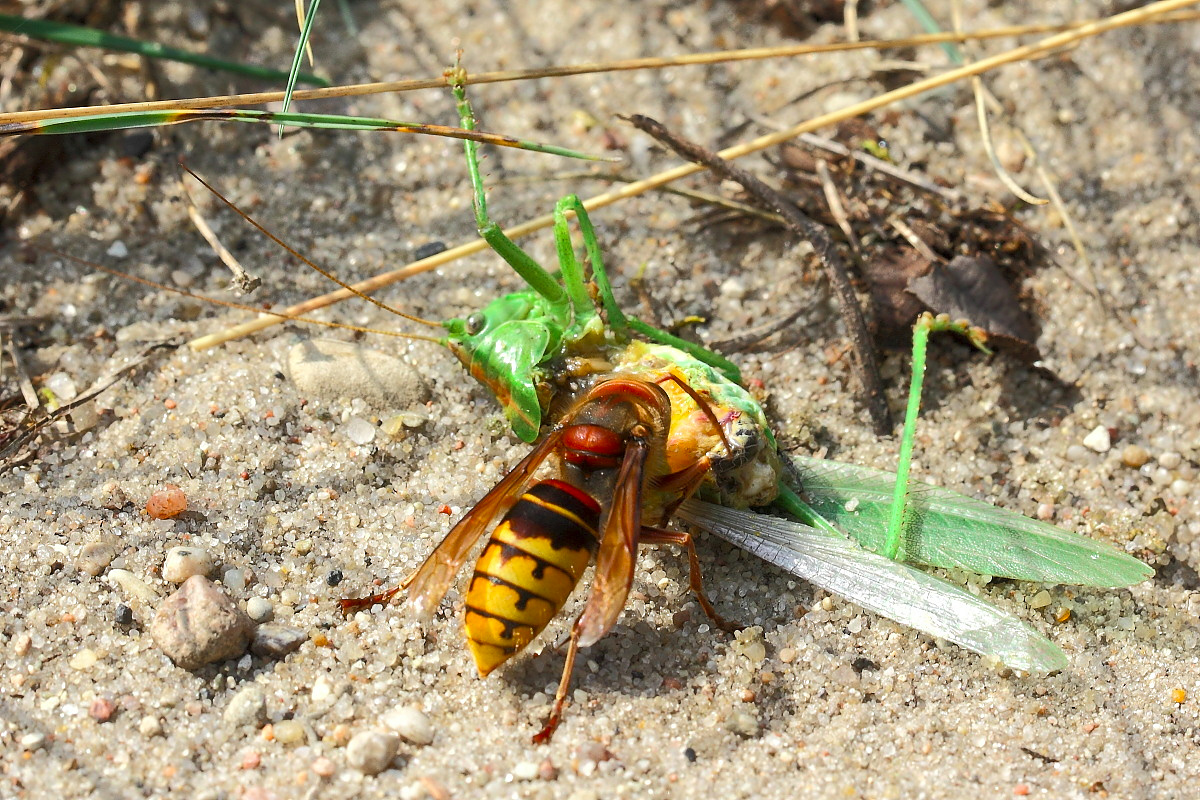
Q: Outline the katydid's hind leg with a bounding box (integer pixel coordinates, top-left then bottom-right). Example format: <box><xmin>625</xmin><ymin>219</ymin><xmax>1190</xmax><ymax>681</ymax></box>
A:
<box><xmin>532</xmin><ymin>618</ymin><xmax>586</xmax><ymax>744</ymax></box>
<box><xmin>554</xmin><ymin>194</ymin><xmax>631</xmax><ymax>335</ymax></box>
<box><xmin>883</xmin><ymin>312</ymin><xmax>994</xmax><ymax>561</ymax></box>
<box><xmin>641</xmin><ymin>527</ymin><xmax>739</xmax><ymax>633</ymax></box>
<box><xmin>552</xmin><ymin>196</ymin><xmax>598</xmax><ymax>326</ymax></box>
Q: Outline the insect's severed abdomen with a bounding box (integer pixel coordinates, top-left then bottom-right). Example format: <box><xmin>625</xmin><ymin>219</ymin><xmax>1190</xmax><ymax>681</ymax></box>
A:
<box><xmin>464</xmin><ymin>479</ymin><xmax>600</xmax><ymax>675</ymax></box>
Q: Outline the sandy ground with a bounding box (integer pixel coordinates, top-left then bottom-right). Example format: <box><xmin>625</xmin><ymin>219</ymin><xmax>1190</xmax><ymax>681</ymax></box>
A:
<box><xmin>2</xmin><ymin>2</ymin><xmax>1199</xmax><ymax>798</ymax></box>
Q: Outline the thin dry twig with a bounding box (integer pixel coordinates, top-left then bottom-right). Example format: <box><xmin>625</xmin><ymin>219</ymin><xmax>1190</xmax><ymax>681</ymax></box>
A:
<box><xmin>625</xmin><ymin>113</ymin><xmax>892</xmax><ymax>435</ymax></box>
<box><xmin>185</xmin><ymin>188</ymin><xmax>262</xmax><ymax>293</ymax></box>
<box><xmin>815</xmin><ymin>160</ymin><xmax>863</xmax><ymax>262</ymax></box>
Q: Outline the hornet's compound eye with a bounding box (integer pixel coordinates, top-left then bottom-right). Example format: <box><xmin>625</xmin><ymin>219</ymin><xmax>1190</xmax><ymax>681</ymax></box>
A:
<box><xmin>465</xmin><ymin>312</ymin><xmax>486</xmax><ymax>336</ymax></box>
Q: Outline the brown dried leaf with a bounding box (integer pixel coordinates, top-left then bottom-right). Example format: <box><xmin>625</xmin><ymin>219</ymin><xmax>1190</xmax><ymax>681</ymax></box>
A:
<box><xmin>907</xmin><ymin>255</ymin><xmax>1041</xmax><ymax>361</ymax></box>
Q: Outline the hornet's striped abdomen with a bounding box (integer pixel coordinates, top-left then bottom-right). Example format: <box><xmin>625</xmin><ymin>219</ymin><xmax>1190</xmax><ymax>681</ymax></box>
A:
<box><xmin>465</xmin><ymin>479</ymin><xmax>601</xmax><ymax>675</ymax></box>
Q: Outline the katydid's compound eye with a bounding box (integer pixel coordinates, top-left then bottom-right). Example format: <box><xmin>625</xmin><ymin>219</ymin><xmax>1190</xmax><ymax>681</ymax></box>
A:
<box><xmin>466</xmin><ymin>312</ymin><xmax>485</xmax><ymax>335</ymax></box>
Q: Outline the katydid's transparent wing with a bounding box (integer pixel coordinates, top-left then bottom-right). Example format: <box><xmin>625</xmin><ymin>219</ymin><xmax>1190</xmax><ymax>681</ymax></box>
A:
<box><xmin>789</xmin><ymin>455</ymin><xmax>1152</xmax><ymax>587</ymax></box>
<box><xmin>676</xmin><ymin>499</ymin><xmax>1069</xmax><ymax>673</ymax></box>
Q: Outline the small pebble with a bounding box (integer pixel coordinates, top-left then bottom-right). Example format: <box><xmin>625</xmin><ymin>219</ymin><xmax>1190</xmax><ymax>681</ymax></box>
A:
<box><xmin>1159</xmin><ymin>451</ymin><xmax>1182</xmax><ymax>470</ymax></box>
<box><xmin>538</xmin><ymin>758</ymin><xmax>559</xmax><ymax>781</ymax></box>
<box><xmin>77</xmin><ymin>541</ymin><xmax>117</xmax><ymax>576</ymax></box>
<box><xmin>311</xmin><ymin>675</ymin><xmax>335</xmax><ymax>703</ymax></box>
<box><xmin>1121</xmin><ymin>444</ymin><xmax>1152</xmax><ymax>468</ymax></box>
<box><xmin>250</xmin><ymin>624</ymin><xmax>308</xmax><ymax>659</ymax></box>
<box><xmin>1029</xmin><ymin>590</ymin><xmax>1052</xmax><ymax>609</ymax></box>
<box><xmin>139</xmin><ymin>716</ymin><xmax>163</xmax><ymax>737</ymax></box>
<box><xmin>224</xmin><ymin>685</ymin><xmax>268</xmax><ymax>727</ymax></box>
<box><xmin>94</xmin><ymin>481</ymin><xmax>128</xmax><ymax>510</ymax></box>
<box><xmin>14</xmin><ymin>632</ymin><xmax>32</xmax><ymax>657</ymax></box>
<box><xmin>345</xmin><ymin>417</ymin><xmax>376</xmax><ymax>445</ymax></box>
<box><xmin>326</xmin><ymin>569</ymin><xmax>343</xmax><ymax>587</ymax></box>
<box><xmin>1036</xmin><ymin>503</ymin><xmax>1055</xmax><ymax>521</ymax></box>
<box><xmin>107</xmin><ymin>569</ymin><xmax>159</xmax><ymax>604</ymax></box>
<box><xmin>146</xmin><ymin>486</ymin><xmax>188</xmax><ymax>519</ymax></box>
<box><xmin>274</xmin><ymin>719</ymin><xmax>306</xmax><ymax>745</ymax></box>
<box><xmin>383</xmin><ymin>705</ymin><xmax>435</xmax><ymax>746</ymax></box>
<box><xmin>163</xmin><ymin>546</ymin><xmax>215</xmax><ymax>583</ymax></box>
<box><xmin>246</xmin><ymin>597</ymin><xmax>274</xmax><ymax>623</ymax></box>
<box><xmin>151</xmin><ymin>576</ymin><xmax>254</xmax><ymax>670</ymax></box>
<box><xmin>106</xmin><ymin>240</ymin><xmax>129</xmax><ymax>258</ymax></box>
<box><xmin>1171</xmin><ymin>688</ymin><xmax>1187</xmax><ymax>704</ymax></box>
<box><xmin>329</xmin><ymin>724</ymin><xmax>353</xmax><ymax>748</ymax></box>
<box><xmin>115</xmin><ymin>603</ymin><xmax>134</xmax><ymax>626</ymax></box>
<box><xmin>89</xmin><ymin>697</ymin><xmax>116</xmax><ymax>722</ymax></box>
<box><xmin>512</xmin><ymin>761</ymin><xmax>540</xmax><ymax>781</ymax></box>
<box><xmin>346</xmin><ymin>730</ymin><xmax>400</xmax><ymax>775</ymax></box>
<box><xmin>222</xmin><ymin>568</ymin><xmax>247</xmax><ymax>593</ymax></box>
<box><xmin>20</xmin><ymin>732</ymin><xmax>47</xmax><ymax>751</ymax></box>
<box><xmin>1082</xmin><ymin>425</ymin><xmax>1112</xmax><ymax>453</ymax></box>
<box><xmin>70</xmin><ymin>648</ymin><xmax>98</xmax><ymax>670</ymax></box>
<box><xmin>241</xmin><ymin>750</ymin><xmax>262</xmax><ymax>770</ymax></box>
<box><xmin>413</xmin><ymin>241</ymin><xmax>447</xmax><ymax>260</ymax></box>
<box><xmin>312</xmin><ymin>756</ymin><xmax>337</xmax><ymax>778</ymax></box>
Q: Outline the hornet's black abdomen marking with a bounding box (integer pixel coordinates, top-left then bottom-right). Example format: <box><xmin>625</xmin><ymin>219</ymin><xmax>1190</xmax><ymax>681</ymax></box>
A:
<box><xmin>465</xmin><ymin>479</ymin><xmax>602</xmax><ymax>675</ymax></box>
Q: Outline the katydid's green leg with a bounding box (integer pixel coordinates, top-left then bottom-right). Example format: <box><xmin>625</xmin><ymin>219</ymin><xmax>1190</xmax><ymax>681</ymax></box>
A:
<box><xmin>450</xmin><ymin>70</ymin><xmax>568</xmax><ymax>315</ymax></box>
<box><xmin>883</xmin><ymin>313</ymin><xmax>993</xmax><ymax>560</ymax></box>
<box><xmin>554</xmin><ymin>195</ymin><xmax>630</xmax><ymax>335</ymax></box>
<box><xmin>552</xmin><ymin>196</ymin><xmax>599</xmax><ymax>329</ymax></box>
<box><xmin>554</xmin><ymin>194</ymin><xmax>743</xmax><ymax>383</ymax></box>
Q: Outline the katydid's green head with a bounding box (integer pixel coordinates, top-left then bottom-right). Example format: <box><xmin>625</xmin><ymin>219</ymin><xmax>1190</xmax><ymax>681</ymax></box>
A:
<box><xmin>442</xmin><ymin>291</ymin><xmax>564</xmax><ymax>443</ymax></box>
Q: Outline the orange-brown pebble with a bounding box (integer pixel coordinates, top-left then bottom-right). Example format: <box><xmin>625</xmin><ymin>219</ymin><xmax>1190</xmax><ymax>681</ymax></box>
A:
<box><xmin>89</xmin><ymin>697</ymin><xmax>116</xmax><ymax>722</ymax></box>
<box><xmin>1014</xmin><ymin>784</ymin><xmax>1030</xmax><ymax>796</ymax></box>
<box><xmin>1171</xmin><ymin>688</ymin><xmax>1187</xmax><ymax>704</ymax></box>
<box><xmin>241</xmin><ymin>750</ymin><xmax>262</xmax><ymax>770</ymax></box>
<box><xmin>1055</xmin><ymin>608</ymin><xmax>1072</xmax><ymax>623</ymax></box>
<box><xmin>146</xmin><ymin>486</ymin><xmax>187</xmax><ymax>519</ymax></box>
<box><xmin>163</xmin><ymin>398</ymin><xmax>176</xmax><ymax>410</ymax></box>
<box><xmin>741</xmin><ymin>689</ymin><xmax>757</xmax><ymax>703</ymax></box>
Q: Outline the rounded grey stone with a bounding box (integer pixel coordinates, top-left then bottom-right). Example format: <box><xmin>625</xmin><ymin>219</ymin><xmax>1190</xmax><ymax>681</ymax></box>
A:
<box><xmin>346</xmin><ymin>730</ymin><xmax>400</xmax><ymax>775</ymax></box>
<box><xmin>286</xmin><ymin>339</ymin><xmax>430</xmax><ymax>410</ymax></box>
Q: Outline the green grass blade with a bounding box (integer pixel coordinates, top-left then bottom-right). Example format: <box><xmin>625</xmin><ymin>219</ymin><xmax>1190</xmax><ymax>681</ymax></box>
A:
<box><xmin>0</xmin><ymin>14</ymin><xmax>329</xmax><ymax>86</ymax></box>
<box><xmin>788</xmin><ymin>455</ymin><xmax>1154</xmax><ymax>587</ymax></box>
<box><xmin>280</xmin><ymin>0</ymin><xmax>323</xmax><ymax>134</ymax></box>
<box><xmin>678</xmin><ymin>500</ymin><xmax>1069</xmax><ymax>673</ymax></box>
<box><xmin>0</xmin><ymin>109</ymin><xmax>608</xmax><ymax>161</ymax></box>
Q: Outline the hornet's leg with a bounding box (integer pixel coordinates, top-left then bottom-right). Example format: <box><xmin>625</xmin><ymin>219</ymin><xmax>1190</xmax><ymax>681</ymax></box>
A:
<box><xmin>532</xmin><ymin>616</ymin><xmax>586</xmax><ymax>744</ymax></box>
